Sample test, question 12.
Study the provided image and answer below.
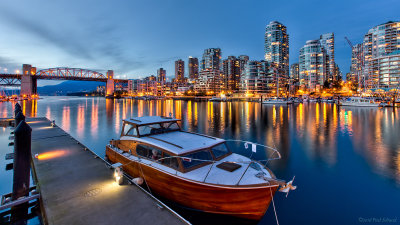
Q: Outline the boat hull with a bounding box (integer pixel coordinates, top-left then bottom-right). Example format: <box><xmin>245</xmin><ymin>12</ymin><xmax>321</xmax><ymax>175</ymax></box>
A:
<box><xmin>340</xmin><ymin>103</ymin><xmax>379</xmax><ymax>107</ymax></box>
<box><xmin>106</xmin><ymin>147</ymin><xmax>279</xmax><ymax>220</ymax></box>
<box><xmin>262</xmin><ymin>101</ymin><xmax>293</xmax><ymax>104</ymax></box>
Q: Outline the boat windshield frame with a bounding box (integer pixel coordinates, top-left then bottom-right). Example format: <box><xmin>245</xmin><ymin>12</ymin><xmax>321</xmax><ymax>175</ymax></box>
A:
<box><xmin>179</xmin><ymin>142</ymin><xmax>232</xmax><ymax>173</ymax></box>
<box><xmin>131</xmin><ymin>141</ymin><xmax>232</xmax><ymax>173</ymax></box>
<box><xmin>121</xmin><ymin>121</ymin><xmax>181</xmax><ymax>138</ymax></box>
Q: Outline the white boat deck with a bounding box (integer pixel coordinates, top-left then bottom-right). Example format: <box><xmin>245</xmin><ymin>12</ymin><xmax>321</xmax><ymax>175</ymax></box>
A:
<box><xmin>113</xmin><ymin>147</ymin><xmax>273</xmax><ymax>186</ymax></box>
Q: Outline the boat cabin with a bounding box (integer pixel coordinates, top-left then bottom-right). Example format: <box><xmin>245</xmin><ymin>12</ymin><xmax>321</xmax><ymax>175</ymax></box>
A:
<box><xmin>116</xmin><ymin>116</ymin><xmax>232</xmax><ymax>173</ymax></box>
<box><xmin>121</xmin><ymin>116</ymin><xmax>181</xmax><ymax>138</ymax></box>
<box><xmin>346</xmin><ymin>97</ymin><xmax>376</xmax><ymax>103</ymax></box>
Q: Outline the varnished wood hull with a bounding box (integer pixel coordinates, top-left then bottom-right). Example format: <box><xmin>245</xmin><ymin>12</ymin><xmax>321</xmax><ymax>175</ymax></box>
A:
<box><xmin>106</xmin><ymin>147</ymin><xmax>279</xmax><ymax>220</ymax></box>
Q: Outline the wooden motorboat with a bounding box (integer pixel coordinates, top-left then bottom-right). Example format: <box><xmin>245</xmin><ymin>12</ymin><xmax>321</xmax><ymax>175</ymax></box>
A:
<box><xmin>105</xmin><ymin>116</ymin><xmax>293</xmax><ymax>221</ymax></box>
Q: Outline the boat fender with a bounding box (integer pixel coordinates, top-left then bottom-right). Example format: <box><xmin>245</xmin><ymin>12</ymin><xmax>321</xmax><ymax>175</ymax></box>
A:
<box><xmin>132</xmin><ymin>177</ymin><xmax>144</xmax><ymax>185</ymax></box>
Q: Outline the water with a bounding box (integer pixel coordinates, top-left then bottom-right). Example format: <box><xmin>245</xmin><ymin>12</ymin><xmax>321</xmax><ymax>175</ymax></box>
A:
<box><xmin>1</xmin><ymin>96</ymin><xmax>399</xmax><ymax>225</ymax></box>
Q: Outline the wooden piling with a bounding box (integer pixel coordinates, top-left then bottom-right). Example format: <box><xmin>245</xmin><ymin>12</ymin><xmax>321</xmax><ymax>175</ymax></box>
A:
<box><xmin>15</xmin><ymin>112</ymin><xmax>25</xmax><ymax>128</ymax></box>
<box><xmin>12</xmin><ymin>120</ymin><xmax>32</xmax><ymax>200</ymax></box>
<box><xmin>11</xmin><ymin>120</ymin><xmax>32</xmax><ymax>223</ymax></box>
<box><xmin>14</xmin><ymin>107</ymin><xmax>22</xmax><ymax>120</ymax></box>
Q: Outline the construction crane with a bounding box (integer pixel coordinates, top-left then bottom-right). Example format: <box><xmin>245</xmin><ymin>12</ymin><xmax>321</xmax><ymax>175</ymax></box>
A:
<box><xmin>344</xmin><ymin>37</ymin><xmax>353</xmax><ymax>48</ymax></box>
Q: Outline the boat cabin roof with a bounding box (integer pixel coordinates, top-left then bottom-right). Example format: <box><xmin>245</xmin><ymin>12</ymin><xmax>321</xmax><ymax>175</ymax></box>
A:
<box><xmin>121</xmin><ymin>116</ymin><xmax>226</xmax><ymax>155</ymax></box>
<box><xmin>124</xmin><ymin>116</ymin><xmax>180</xmax><ymax>126</ymax></box>
<box><xmin>121</xmin><ymin>131</ymin><xmax>226</xmax><ymax>155</ymax></box>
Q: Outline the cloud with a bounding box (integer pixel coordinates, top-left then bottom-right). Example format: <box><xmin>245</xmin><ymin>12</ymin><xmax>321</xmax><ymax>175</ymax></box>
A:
<box><xmin>0</xmin><ymin>56</ymin><xmax>20</xmax><ymax>72</ymax></box>
<box><xmin>0</xmin><ymin>7</ymin><xmax>147</xmax><ymax>75</ymax></box>
<box><xmin>0</xmin><ymin>8</ymin><xmax>94</xmax><ymax>60</ymax></box>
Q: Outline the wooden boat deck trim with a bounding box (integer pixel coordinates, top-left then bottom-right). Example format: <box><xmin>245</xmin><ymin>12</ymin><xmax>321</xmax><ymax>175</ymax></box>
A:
<box><xmin>108</xmin><ymin>146</ymin><xmax>281</xmax><ymax>189</ymax></box>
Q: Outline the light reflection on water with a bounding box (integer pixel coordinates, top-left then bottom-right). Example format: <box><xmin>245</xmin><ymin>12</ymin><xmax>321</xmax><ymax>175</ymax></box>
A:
<box><xmin>0</xmin><ymin>96</ymin><xmax>399</xmax><ymax>224</ymax></box>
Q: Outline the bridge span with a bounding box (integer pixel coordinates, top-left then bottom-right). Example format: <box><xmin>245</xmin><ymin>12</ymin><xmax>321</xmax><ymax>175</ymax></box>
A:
<box><xmin>0</xmin><ymin>64</ymin><xmax>130</xmax><ymax>97</ymax></box>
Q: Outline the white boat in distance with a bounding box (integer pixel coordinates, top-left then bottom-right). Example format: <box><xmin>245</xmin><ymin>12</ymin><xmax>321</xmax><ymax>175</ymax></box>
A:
<box><xmin>209</xmin><ymin>96</ymin><xmax>227</xmax><ymax>102</ymax></box>
<box><xmin>262</xmin><ymin>97</ymin><xmax>294</xmax><ymax>105</ymax></box>
<box><xmin>340</xmin><ymin>97</ymin><xmax>380</xmax><ymax>107</ymax></box>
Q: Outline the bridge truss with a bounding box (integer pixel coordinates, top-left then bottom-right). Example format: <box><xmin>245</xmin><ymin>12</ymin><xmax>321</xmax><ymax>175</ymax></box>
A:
<box><xmin>35</xmin><ymin>68</ymin><xmax>107</xmax><ymax>81</ymax></box>
<box><xmin>0</xmin><ymin>67</ymin><xmax>129</xmax><ymax>89</ymax></box>
<box><xmin>0</xmin><ymin>75</ymin><xmax>21</xmax><ymax>86</ymax></box>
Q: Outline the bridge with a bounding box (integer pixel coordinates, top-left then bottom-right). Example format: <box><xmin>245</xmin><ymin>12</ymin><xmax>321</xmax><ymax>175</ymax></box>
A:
<box><xmin>0</xmin><ymin>64</ymin><xmax>130</xmax><ymax>97</ymax></box>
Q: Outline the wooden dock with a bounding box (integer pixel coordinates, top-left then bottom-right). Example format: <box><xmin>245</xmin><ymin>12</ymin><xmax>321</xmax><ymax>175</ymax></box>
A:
<box><xmin>27</xmin><ymin>117</ymin><xmax>189</xmax><ymax>225</ymax></box>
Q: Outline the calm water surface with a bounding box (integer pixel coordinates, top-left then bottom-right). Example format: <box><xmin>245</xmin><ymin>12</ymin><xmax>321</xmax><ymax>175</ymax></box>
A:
<box><xmin>0</xmin><ymin>96</ymin><xmax>399</xmax><ymax>225</ymax></box>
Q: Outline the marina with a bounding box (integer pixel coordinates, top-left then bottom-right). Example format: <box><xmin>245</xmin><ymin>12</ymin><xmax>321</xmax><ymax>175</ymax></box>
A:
<box><xmin>0</xmin><ymin>97</ymin><xmax>399</xmax><ymax>224</ymax></box>
<box><xmin>0</xmin><ymin>1</ymin><xmax>399</xmax><ymax>224</ymax></box>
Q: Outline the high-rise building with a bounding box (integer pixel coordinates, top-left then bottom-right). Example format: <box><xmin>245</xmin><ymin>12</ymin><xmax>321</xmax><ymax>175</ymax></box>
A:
<box><xmin>290</xmin><ymin>63</ymin><xmax>299</xmax><ymax>81</ymax></box>
<box><xmin>240</xmin><ymin>60</ymin><xmax>274</xmax><ymax>95</ymax></box>
<box><xmin>222</xmin><ymin>56</ymin><xmax>241</xmax><ymax>92</ymax></box>
<box><xmin>368</xmin><ymin>51</ymin><xmax>400</xmax><ymax>88</ymax></box>
<box><xmin>175</xmin><ymin>59</ymin><xmax>185</xmax><ymax>83</ymax></box>
<box><xmin>238</xmin><ymin>55</ymin><xmax>249</xmax><ymax>75</ymax></box>
<box><xmin>299</xmin><ymin>40</ymin><xmax>328</xmax><ymax>91</ymax></box>
<box><xmin>349</xmin><ymin>44</ymin><xmax>364</xmax><ymax>84</ymax></box>
<box><xmin>188</xmin><ymin>57</ymin><xmax>199</xmax><ymax>80</ymax></box>
<box><xmin>157</xmin><ymin>68</ymin><xmax>166</xmax><ymax>83</ymax></box>
<box><xmin>201</xmin><ymin>48</ymin><xmax>222</xmax><ymax>71</ymax></box>
<box><xmin>319</xmin><ymin>33</ymin><xmax>335</xmax><ymax>81</ymax></box>
<box><xmin>334</xmin><ymin>63</ymin><xmax>342</xmax><ymax>81</ymax></box>
<box><xmin>194</xmin><ymin>70</ymin><xmax>224</xmax><ymax>93</ymax></box>
<box><xmin>264</xmin><ymin>21</ymin><xmax>289</xmax><ymax>78</ymax></box>
<box><xmin>362</xmin><ymin>21</ymin><xmax>400</xmax><ymax>89</ymax></box>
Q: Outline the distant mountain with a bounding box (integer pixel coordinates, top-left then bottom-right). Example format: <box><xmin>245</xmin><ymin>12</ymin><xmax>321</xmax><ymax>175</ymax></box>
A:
<box><xmin>38</xmin><ymin>80</ymin><xmax>104</xmax><ymax>96</ymax></box>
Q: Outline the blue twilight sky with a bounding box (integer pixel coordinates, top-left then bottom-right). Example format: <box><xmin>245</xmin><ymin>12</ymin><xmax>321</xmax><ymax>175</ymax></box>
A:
<box><xmin>0</xmin><ymin>0</ymin><xmax>398</xmax><ymax>85</ymax></box>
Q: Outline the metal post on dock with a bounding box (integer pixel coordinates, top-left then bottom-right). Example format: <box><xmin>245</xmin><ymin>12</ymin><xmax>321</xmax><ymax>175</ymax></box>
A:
<box><xmin>11</xmin><ymin>120</ymin><xmax>32</xmax><ymax>223</ymax></box>
<box><xmin>15</xmin><ymin>103</ymin><xmax>21</xmax><ymax>112</ymax></box>
<box><xmin>15</xmin><ymin>112</ymin><xmax>25</xmax><ymax>128</ymax></box>
<box><xmin>14</xmin><ymin>106</ymin><xmax>22</xmax><ymax>120</ymax></box>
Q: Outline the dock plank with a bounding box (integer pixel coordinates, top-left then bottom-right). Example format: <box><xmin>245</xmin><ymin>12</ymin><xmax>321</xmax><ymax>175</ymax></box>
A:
<box><xmin>27</xmin><ymin>117</ymin><xmax>188</xmax><ymax>225</ymax></box>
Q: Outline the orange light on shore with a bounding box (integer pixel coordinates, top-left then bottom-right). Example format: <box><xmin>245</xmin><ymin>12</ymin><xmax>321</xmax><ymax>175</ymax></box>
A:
<box><xmin>35</xmin><ymin>150</ymin><xmax>68</xmax><ymax>160</ymax></box>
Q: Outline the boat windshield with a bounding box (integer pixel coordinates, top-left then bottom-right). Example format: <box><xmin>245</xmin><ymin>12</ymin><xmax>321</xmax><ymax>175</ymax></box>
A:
<box><xmin>137</xmin><ymin>122</ymin><xmax>180</xmax><ymax>137</ymax></box>
<box><xmin>122</xmin><ymin>123</ymin><xmax>138</xmax><ymax>137</ymax></box>
<box><xmin>182</xmin><ymin>150</ymin><xmax>212</xmax><ymax>169</ymax></box>
<box><xmin>211</xmin><ymin>143</ymin><xmax>230</xmax><ymax>159</ymax></box>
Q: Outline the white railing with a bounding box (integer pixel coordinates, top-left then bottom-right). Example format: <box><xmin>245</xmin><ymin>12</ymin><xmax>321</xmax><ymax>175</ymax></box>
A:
<box><xmin>108</xmin><ymin>140</ymin><xmax>283</xmax><ymax>186</ymax></box>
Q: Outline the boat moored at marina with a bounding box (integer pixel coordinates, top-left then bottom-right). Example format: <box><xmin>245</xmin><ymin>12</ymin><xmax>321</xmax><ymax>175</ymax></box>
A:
<box><xmin>340</xmin><ymin>97</ymin><xmax>380</xmax><ymax>107</ymax></box>
<box><xmin>105</xmin><ymin>116</ymin><xmax>295</xmax><ymax>221</ymax></box>
<box><xmin>262</xmin><ymin>97</ymin><xmax>294</xmax><ymax>105</ymax></box>
<box><xmin>209</xmin><ymin>95</ymin><xmax>227</xmax><ymax>102</ymax></box>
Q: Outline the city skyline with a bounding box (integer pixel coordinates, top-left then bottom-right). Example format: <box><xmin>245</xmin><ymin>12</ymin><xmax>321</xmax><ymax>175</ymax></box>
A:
<box><xmin>0</xmin><ymin>0</ymin><xmax>399</xmax><ymax>84</ymax></box>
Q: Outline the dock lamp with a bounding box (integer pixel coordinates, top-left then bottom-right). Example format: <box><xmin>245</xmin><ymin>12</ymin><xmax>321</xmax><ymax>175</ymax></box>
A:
<box><xmin>112</xmin><ymin>162</ymin><xmax>123</xmax><ymax>185</ymax></box>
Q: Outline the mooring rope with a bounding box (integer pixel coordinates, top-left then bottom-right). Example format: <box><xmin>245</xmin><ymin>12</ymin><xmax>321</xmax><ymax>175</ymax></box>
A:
<box><xmin>269</xmin><ymin>185</ymin><xmax>280</xmax><ymax>225</ymax></box>
<box><xmin>138</xmin><ymin>161</ymin><xmax>152</xmax><ymax>195</ymax></box>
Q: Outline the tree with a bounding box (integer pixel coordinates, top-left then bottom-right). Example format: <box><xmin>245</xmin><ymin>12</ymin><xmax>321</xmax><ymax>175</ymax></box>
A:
<box><xmin>323</xmin><ymin>80</ymin><xmax>330</xmax><ymax>89</ymax></box>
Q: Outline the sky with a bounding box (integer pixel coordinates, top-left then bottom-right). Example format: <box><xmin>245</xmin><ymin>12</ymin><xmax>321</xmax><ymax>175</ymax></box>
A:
<box><xmin>0</xmin><ymin>0</ymin><xmax>399</xmax><ymax>86</ymax></box>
